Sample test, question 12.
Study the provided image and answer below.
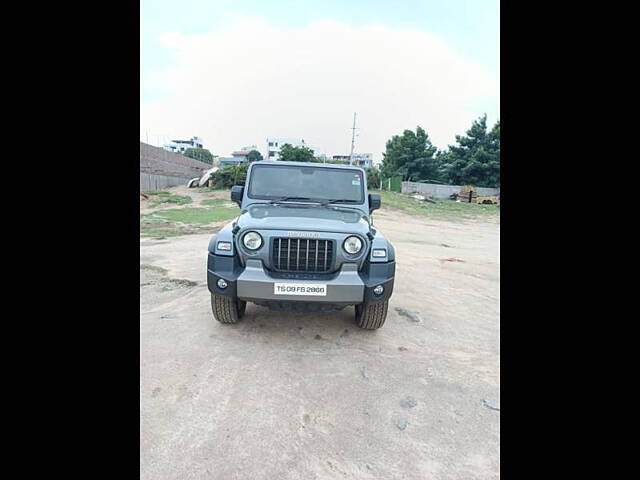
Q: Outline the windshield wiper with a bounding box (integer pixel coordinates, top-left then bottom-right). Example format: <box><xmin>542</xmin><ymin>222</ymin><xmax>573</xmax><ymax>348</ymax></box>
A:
<box><xmin>269</xmin><ymin>196</ymin><xmax>317</xmax><ymax>204</ymax></box>
<box><xmin>320</xmin><ymin>199</ymin><xmax>361</xmax><ymax>205</ymax></box>
<box><xmin>268</xmin><ymin>197</ymin><xmax>361</xmax><ymax>206</ymax></box>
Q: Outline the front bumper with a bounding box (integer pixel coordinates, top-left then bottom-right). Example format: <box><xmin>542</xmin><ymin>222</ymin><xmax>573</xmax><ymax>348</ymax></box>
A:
<box><xmin>207</xmin><ymin>253</ymin><xmax>394</xmax><ymax>305</ymax></box>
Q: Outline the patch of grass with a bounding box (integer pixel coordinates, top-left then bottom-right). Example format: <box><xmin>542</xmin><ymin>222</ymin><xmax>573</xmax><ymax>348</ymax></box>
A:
<box><xmin>141</xmin><ymin>195</ymin><xmax>234</xmax><ymax>238</ymax></box>
<box><xmin>151</xmin><ymin>195</ymin><xmax>193</xmax><ymax>207</ymax></box>
<box><xmin>150</xmin><ymin>206</ymin><xmax>237</xmax><ymax>224</ymax></box>
<box><xmin>376</xmin><ymin>190</ymin><xmax>499</xmax><ymax>220</ymax></box>
<box><xmin>142</xmin><ymin>203</ymin><xmax>238</xmax><ymax>225</ymax></box>
<box><xmin>143</xmin><ymin>190</ymin><xmax>171</xmax><ymax>196</ymax></box>
<box><xmin>200</xmin><ymin>198</ymin><xmax>234</xmax><ymax>207</ymax></box>
<box><xmin>140</xmin><ymin>215</ymin><xmax>167</xmax><ymax>225</ymax></box>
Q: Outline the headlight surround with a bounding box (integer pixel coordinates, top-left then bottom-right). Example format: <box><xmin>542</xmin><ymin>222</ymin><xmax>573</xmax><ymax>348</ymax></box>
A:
<box><xmin>242</xmin><ymin>231</ymin><xmax>263</xmax><ymax>250</ymax></box>
<box><xmin>343</xmin><ymin>236</ymin><xmax>363</xmax><ymax>255</ymax></box>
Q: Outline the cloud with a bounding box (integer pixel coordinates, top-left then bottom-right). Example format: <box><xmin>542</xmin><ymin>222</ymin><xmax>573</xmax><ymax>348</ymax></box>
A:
<box><xmin>141</xmin><ymin>19</ymin><xmax>498</xmax><ymax>160</ymax></box>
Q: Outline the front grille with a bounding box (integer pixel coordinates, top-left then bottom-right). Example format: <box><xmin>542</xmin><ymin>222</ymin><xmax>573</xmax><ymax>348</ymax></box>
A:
<box><xmin>272</xmin><ymin>238</ymin><xmax>334</xmax><ymax>273</ymax></box>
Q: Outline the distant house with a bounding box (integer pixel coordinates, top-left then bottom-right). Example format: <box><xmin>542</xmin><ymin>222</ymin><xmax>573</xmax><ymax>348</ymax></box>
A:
<box><xmin>353</xmin><ymin>153</ymin><xmax>374</xmax><ymax>168</ymax></box>
<box><xmin>163</xmin><ymin>136</ymin><xmax>204</xmax><ymax>154</ymax></box>
<box><xmin>231</xmin><ymin>145</ymin><xmax>259</xmax><ymax>161</ymax></box>
<box><xmin>266</xmin><ymin>137</ymin><xmax>314</xmax><ymax>160</ymax></box>
<box><xmin>331</xmin><ymin>153</ymin><xmax>374</xmax><ymax>168</ymax></box>
<box><xmin>218</xmin><ymin>157</ymin><xmax>246</xmax><ymax>167</ymax></box>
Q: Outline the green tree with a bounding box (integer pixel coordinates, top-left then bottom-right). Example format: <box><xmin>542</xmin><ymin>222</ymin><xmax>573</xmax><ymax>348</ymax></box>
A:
<box><xmin>434</xmin><ymin>150</ymin><xmax>452</xmax><ymax>182</ymax></box>
<box><xmin>365</xmin><ymin>167</ymin><xmax>381</xmax><ymax>189</ymax></box>
<box><xmin>211</xmin><ymin>164</ymin><xmax>249</xmax><ymax>187</ymax></box>
<box><xmin>246</xmin><ymin>149</ymin><xmax>263</xmax><ymax>162</ymax></box>
<box><xmin>183</xmin><ymin>147</ymin><xmax>214</xmax><ymax>165</ymax></box>
<box><xmin>277</xmin><ymin>144</ymin><xmax>319</xmax><ymax>162</ymax></box>
<box><xmin>438</xmin><ymin>115</ymin><xmax>500</xmax><ymax>188</ymax></box>
<box><xmin>380</xmin><ymin>126</ymin><xmax>439</xmax><ymax>182</ymax></box>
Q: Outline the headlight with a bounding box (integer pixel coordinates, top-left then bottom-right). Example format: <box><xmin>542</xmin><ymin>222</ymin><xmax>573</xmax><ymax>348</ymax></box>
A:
<box><xmin>343</xmin><ymin>236</ymin><xmax>362</xmax><ymax>254</ymax></box>
<box><xmin>242</xmin><ymin>231</ymin><xmax>263</xmax><ymax>250</ymax></box>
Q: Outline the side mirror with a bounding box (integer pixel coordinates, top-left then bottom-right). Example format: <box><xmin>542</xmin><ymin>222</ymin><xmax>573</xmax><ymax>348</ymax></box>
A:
<box><xmin>368</xmin><ymin>193</ymin><xmax>381</xmax><ymax>213</ymax></box>
<box><xmin>230</xmin><ymin>185</ymin><xmax>244</xmax><ymax>207</ymax></box>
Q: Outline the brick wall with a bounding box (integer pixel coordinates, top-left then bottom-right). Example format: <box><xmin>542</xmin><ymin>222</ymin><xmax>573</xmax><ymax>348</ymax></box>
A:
<box><xmin>140</xmin><ymin>142</ymin><xmax>211</xmax><ymax>179</ymax></box>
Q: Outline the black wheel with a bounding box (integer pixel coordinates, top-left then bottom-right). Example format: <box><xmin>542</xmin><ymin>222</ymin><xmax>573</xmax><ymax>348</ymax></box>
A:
<box><xmin>211</xmin><ymin>294</ymin><xmax>246</xmax><ymax>324</ymax></box>
<box><xmin>355</xmin><ymin>301</ymin><xmax>389</xmax><ymax>330</ymax></box>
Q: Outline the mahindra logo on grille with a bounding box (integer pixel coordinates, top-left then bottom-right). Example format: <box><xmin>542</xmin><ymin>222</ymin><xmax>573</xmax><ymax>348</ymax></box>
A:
<box><xmin>286</xmin><ymin>231</ymin><xmax>320</xmax><ymax>238</ymax></box>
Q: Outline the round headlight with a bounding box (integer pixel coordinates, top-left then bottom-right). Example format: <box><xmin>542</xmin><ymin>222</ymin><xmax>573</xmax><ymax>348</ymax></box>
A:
<box><xmin>343</xmin><ymin>236</ymin><xmax>363</xmax><ymax>255</ymax></box>
<box><xmin>243</xmin><ymin>231</ymin><xmax>263</xmax><ymax>250</ymax></box>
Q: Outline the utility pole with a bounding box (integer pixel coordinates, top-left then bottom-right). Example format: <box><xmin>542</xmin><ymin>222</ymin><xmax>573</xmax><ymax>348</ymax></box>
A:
<box><xmin>349</xmin><ymin>112</ymin><xmax>357</xmax><ymax>165</ymax></box>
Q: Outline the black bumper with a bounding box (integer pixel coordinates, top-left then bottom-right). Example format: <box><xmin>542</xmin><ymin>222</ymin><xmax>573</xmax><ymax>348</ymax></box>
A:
<box><xmin>207</xmin><ymin>253</ymin><xmax>243</xmax><ymax>298</ymax></box>
<box><xmin>359</xmin><ymin>260</ymin><xmax>396</xmax><ymax>305</ymax></box>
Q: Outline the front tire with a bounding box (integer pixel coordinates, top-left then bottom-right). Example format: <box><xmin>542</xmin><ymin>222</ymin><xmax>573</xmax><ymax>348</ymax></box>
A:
<box><xmin>355</xmin><ymin>301</ymin><xmax>388</xmax><ymax>330</ymax></box>
<box><xmin>211</xmin><ymin>294</ymin><xmax>246</xmax><ymax>324</ymax></box>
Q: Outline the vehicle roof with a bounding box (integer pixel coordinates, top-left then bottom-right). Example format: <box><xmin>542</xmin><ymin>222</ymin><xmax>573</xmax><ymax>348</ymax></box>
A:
<box><xmin>249</xmin><ymin>160</ymin><xmax>365</xmax><ymax>173</ymax></box>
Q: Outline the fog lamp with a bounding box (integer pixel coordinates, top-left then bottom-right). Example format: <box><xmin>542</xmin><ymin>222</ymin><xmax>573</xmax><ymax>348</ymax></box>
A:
<box><xmin>217</xmin><ymin>278</ymin><xmax>228</xmax><ymax>289</ymax></box>
<box><xmin>373</xmin><ymin>285</ymin><xmax>384</xmax><ymax>296</ymax></box>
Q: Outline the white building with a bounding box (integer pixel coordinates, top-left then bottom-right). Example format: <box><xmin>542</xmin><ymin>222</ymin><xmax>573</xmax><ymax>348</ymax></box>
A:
<box><xmin>231</xmin><ymin>145</ymin><xmax>259</xmax><ymax>160</ymax></box>
<box><xmin>163</xmin><ymin>136</ymin><xmax>204</xmax><ymax>154</ymax></box>
<box><xmin>266</xmin><ymin>137</ymin><xmax>313</xmax><ymax>160</ymax></box>
<box><xmin>330</xmin><ymin>153</ymin><xmax>374</xmax><ymax>169</ymax></box>
<box><xmin>218</xmin><ymin>157</ymin><xmax>246</xmax><ymax>167</ymax></box>
<box><xmin>352</xmin><ymin>153</ymin><xmax>374</xmax><ymax>169</ymax></box>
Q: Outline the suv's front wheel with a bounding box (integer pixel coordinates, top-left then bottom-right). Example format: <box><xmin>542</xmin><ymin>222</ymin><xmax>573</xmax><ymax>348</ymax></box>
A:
<box><xmin>211</xmin><ymin>294</ymin><xmax>246</xmax><ymax>324</ymax></box>
<box><xmin>355</xmin><ymin>301</ymin><xmax>388</xmax><ymax>329</ymax></box>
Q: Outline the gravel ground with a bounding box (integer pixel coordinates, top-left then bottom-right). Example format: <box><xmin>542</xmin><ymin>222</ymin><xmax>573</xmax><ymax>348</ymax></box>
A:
<box><xmin>140</xmin><ymin>207</ymin><xmax>500</xmax><ymax>480</ymax></box>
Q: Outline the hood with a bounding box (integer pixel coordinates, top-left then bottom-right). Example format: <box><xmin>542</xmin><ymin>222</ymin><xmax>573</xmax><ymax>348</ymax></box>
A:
<box><xmin>236</xmin><ymin>203</ymin><xmax>371</xmax><ymax>235</ymax></box>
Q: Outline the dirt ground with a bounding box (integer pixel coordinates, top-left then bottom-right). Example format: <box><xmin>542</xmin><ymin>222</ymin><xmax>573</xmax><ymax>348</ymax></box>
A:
<box><xmin>140</xmin><ymin>205</ymin><xmax>500</xmax><ymax>480</ymax></box>
<box><xmin>140</xmin><ymin>185</ymin><xmax>229</xmax><ymax>215</ymax></box>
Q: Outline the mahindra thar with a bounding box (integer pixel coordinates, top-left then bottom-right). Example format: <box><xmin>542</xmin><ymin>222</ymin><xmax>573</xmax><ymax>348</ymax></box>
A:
<box><xmin>206</xmin><ymin>160</ymin><xmax>395</xmax><ymax>329</ymax></box>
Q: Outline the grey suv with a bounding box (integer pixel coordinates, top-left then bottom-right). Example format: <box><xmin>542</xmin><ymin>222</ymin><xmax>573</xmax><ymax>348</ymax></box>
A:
<box><xmin>206</xmin><ymin>161</ymin><xmax>395</xmax><ymax>329</ymax></box>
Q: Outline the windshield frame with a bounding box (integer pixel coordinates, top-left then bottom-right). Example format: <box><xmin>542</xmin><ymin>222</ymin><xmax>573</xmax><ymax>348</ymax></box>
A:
<box><xmin>246</xmin><ymin>163</ymin><xmax>366</xmax><ymax>204</ymax></box>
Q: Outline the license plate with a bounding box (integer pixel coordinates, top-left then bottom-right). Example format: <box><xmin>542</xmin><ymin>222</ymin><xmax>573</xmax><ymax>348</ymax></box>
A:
<box><xmin>274</xmin><ymin>283</ymin><xmax>327</xmax><ymax>296</ymax></box>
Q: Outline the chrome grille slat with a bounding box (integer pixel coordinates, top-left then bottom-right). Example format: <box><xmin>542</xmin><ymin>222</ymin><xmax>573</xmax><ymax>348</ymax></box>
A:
<box><xmin>324</xmin><ymin>240</ymin><xmax>328</xmax><ymax>270</ymax></box>
<box><xmin>315</xmin><ymin>239</ymin><xmax>318</xmax><ymax>270</ymax></box>
<box><xmin>272</xmin><ymin>237</ymin><xmax>333</xmax><ymax>273</ymax></box>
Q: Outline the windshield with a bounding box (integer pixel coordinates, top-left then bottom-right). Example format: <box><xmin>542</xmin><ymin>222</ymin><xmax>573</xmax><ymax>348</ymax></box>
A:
<box><xmin>247</xmin><ymin>164</ymin><xmax>364</xmax><ymax>203</ymax></box>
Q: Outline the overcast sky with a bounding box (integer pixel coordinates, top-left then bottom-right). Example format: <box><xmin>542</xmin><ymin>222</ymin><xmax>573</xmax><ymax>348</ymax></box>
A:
<box><xmin>141</xmin><ymin>0</ymin><xmax>499</xmax><ymax>161</ymax></box>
